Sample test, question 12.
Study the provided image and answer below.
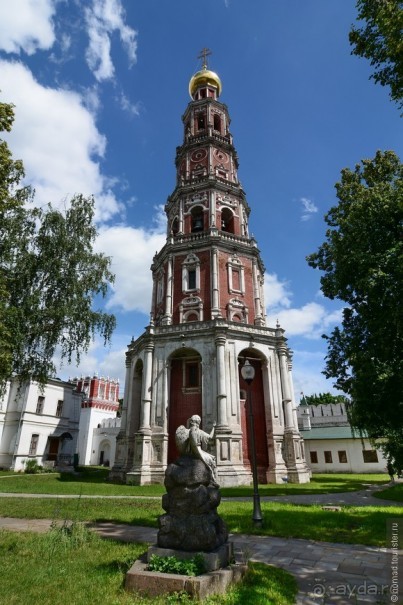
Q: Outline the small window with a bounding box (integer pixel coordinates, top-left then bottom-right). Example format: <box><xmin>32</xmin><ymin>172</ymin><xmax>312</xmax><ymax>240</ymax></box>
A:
<box><xmin>338</xmin><ymin>450</ymin><xmax>347</xmax><ymax>463</ymax></box>
<box><xmin>29</xmin><ymin>434</ymin><xmax>39</xmax><ymax>456</ymax></box>
<box><xmin>56</xmin><ymin>400</ymin><xmax>63</xmax><ymax>417</ymax></box>
<box><xmin>310</xmin><ymin>451</ymin><xmax>318</xmax><ymax>464</ymax></box>
<box><xmin>363</xmin><ymin>450</ymin><xmax>378</xmax><ymax>463</ymax></box>
<box><xmin>36</xmin><ymin>396</ymin><xmax>44</xmax><ymax>415</ymax></box>
<box><xmin>324</xmin><ymin>451</ymin><xmax>333</xmax><ymax>463</ymax></box>
<box><xmin>213</xmin><ymin>114</ymin><xmax>221</xmax><ymax>132</ymax></box>
<box><xmin>185</xmin><ymin>362</ymin><xmax>199</xmax><ymax>388</ymax></box>
<box><xmin>188</xmin><ymin>269</ymin><xmax>196</xmax><ymax>290</ymax></box>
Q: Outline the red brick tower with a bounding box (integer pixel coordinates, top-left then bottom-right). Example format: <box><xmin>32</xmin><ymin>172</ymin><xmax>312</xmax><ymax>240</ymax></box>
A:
<box><xmin>110</xmin><ymin>53</ymin><xmax>310</xmax><ymax>486</ymax></box>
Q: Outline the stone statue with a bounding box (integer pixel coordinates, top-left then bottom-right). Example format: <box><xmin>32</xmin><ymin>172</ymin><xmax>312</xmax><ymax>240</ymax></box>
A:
<box><xmin>157</xmin><ymin>414</ymin><xmax>228</xmax><ymax>552</ymax></box>
<box><xmin>175</xmin><ymin>415</ymin><xmax>217</xmax><ymax>486</ymax></box>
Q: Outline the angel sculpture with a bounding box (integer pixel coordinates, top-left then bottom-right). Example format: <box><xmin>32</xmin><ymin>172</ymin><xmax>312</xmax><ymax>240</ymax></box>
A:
<box><xmin>175</xmin><ymin>415</ymin><xmax>218</xmax><ymax>486</ymax></box>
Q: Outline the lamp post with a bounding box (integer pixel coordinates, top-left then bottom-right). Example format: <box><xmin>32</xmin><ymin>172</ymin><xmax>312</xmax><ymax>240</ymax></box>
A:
<box><xmin>240</xmin><ymin>359</ymin><xmax>263</xmax><ymax>528</ymax></box>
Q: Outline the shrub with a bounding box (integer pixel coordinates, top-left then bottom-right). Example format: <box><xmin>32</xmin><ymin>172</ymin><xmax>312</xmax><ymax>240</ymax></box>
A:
<box><xmin>24</xmin><ymin>459</ymin><xmax>43</xmax><ymax>474</ymax></box>
<box><xmin>147</xmin><ymin>553</ymin><xmax>206</xmax><ymax>576</ymax></box>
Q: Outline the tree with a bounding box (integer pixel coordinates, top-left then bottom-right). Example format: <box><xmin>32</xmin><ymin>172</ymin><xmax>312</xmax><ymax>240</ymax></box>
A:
<box><xmin>0</xmin><ymin>100</ymin><xmax>116</xmax><ymax>391</ymax></box>
<box><xmin>307</xmin><ymin>150</ymin><xmax>403</xmax><ymax>466</ymax></box>
<box><xmin>349</xmin><ymin>0</ymin><xmax>403</xmax><ymax>111</ymax></box>
<box><xmin>301</xmin><ymin>393</ymin><xmax>350</xmax><ymax>406</ymax></box>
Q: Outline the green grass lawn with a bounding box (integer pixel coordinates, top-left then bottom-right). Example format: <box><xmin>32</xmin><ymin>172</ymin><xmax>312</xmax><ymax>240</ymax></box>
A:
<box><xmin>0</xmin><ymin>468</ymin><xmax>389</xmax><ymax>496</ymax></box>
<box><xmin>0</xmin><ymin>495</ymin><xmax>400</xmax><ymax>547</ymax></box>
<box><xmin>0</xmin><ymin>527</ymin><xmax>296</xmax><ymax>605</ymax></box>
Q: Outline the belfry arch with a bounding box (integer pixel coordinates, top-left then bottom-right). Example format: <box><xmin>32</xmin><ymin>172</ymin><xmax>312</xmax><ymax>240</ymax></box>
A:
<box><xmin>238</xmin><ymin>350</ymin><xmax>269</xmax><ymax>481</ymax></box>
<box><xmin>167</xmin><ymin>347</ymin><xmax>202</xmax><ymax>463</ymax></box>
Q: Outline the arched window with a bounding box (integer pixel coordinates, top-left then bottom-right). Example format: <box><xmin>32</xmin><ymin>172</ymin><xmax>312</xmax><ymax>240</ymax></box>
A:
<box><xmin>213</xmin><ymin>114</ymin><xmax>221</xmax><ymax>132</ymax></box>
<box><xmin>191</xmin><ymin>206</ymin><xmax>204</xmax><ymax>232</ymax></box>
<box><xmin>197</xmin><ymin>113</ymin><xmax>205</xmax><ymax>130</ymax></box>
<box><xmin>171</xmin><ymin>217</ymin><xmax>179</xmax><ymax>235</ymax></box>
<box><xmin>221</xmin><ymin>208</ymin><xmax>234</xmax><ymax>233</ymax></box>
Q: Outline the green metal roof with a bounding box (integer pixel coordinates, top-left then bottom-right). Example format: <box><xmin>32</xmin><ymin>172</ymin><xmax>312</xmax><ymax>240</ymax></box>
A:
<box><xmin>299</xmin><ymin>426</ymin><xmax>365</xmax><ymax>440</ymax></box>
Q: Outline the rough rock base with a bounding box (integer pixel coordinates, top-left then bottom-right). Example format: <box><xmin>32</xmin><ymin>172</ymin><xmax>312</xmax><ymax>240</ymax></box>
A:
<box><xmin>125</xmin><ymin>553</ymin><xmax>247</xmax><ymax>600</ymax></box>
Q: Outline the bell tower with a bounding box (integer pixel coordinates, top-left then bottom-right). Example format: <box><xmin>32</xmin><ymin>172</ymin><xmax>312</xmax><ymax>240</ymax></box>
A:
<box><xmin>110</xmin><ymin>52</ymin><xmax>310</xmax><ymax>486</ymax></box>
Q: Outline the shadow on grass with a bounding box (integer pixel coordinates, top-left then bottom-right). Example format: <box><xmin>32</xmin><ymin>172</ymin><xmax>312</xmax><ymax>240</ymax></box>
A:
<box><xmin>372</xmin><ymin>483</ymin><xmax>403</xmax><ymax>502</ymax></box>
<box><xmin>57</xmin><ymin>467</ymin><xmax>110</xmax><ymax>484</ymax></box>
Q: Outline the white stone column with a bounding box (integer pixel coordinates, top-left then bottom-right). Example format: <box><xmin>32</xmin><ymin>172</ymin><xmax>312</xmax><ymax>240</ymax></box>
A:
<box><xmin>139</xmin><ymin>342</ymin><xmax>154</xmax><ymax>433</ymax></box>
<box><xmin>163</xmin><ymin>255</ymin><xmax>173</xmax><ymax>324</ymax></box>
<box><xmin>277</xmin><ymin>346</ymin><xmax>294</xmax><ymax>430</ymax></box>
<box><xmin>120</xmin><ymin>357</ymin><xmax>132</xmax><ymax>436</ymax></box>
<box><xmin>210</xmin><ymin>191</ymin><xmax>216</xmax><ymax>228</ymax></box>
<box><xmin>215</xmin><ymin>333</ymin><xmax>229</xmax><ymax>429</ymax></box>
<box><xmin>211</xmin><ymin>247</ymin><xmax>220</xmax><ymax>318</ymax></box>
<box><xmin>179</xmin><ymin>200</ymin><xmax>184</xmax><ymax>233</ymax></box>
<box><xmin>162</xmin><ymin>361</ymin><xmax>169</xmax><ymax>433</ymax></box>
<box><xmin>252</xmin><ymin>259</ymin><xmax>263</xmax><ymax>325</ymax></box>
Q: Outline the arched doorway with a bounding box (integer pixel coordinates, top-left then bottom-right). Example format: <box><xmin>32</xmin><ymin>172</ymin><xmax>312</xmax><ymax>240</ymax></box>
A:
<box><xmin>238</xmin><ymin>350</ymin><xmax>269</xmax><ymax>482</ymax></box>
<box><xmin>99</xmin><ymin>440</ymin><xmax>111</xmax><ymax>466</ymax></box>
<box><xmin>167</xmin><ymin>347</ymin><xmax>202</xmax><ymax>463</ymax></box>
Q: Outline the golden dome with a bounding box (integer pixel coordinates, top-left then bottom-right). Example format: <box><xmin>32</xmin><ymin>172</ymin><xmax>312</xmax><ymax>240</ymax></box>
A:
<box><xmin>189</xmin><ymin>67</ymin><xmax>222</xmax><ymax>98</ymax></box>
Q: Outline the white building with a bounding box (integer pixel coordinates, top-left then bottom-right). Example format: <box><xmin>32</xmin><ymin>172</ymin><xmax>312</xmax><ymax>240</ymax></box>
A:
<box><xmin>74</xmin><ymin>374</ymin><xmax>120</xmax><ymax>467</ymax></box>
<box><xmin>89</xmin><ymin>417</ymin><xmax>121</xmax><ymax>467</ymax></box>
<box><xmin>297</xmin><ymin>402</ymin><xmax>387</xmax><ymax>473</ymax></box>
<box><xmin>0</xmin><ymin>378</ymin><xmax>82</xmax><ymax>471</ymax></box>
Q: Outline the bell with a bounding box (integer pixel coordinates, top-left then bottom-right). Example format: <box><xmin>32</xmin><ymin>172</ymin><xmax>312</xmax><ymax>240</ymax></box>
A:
<box><xmin>192</xmin><ymin>217</ymin><xmax>203</xmax><ymax>231</ymax></box>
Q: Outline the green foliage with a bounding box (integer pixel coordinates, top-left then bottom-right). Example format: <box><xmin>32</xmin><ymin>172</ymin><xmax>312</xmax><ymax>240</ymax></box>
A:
<box><xmin>307</xmin><ymin>149</ymin><xmax>403</xmax><ymax>470</ymax></box>
<box><xmin>0</xmin><ymin>99</ymin><xmax>116</xmax><ymax>392</ymax></box>
<box><xmin>148</xmin><ymin>553</ymin><xmax>206</xmax><ymax>576</ymax></box>
<box><xmin>302</xmin><ymin>392</ymin><xmax>350</xmax><ymax>406</ymax></box>
<box><xmin>23</xmin><ymin>459</ymin><xmax>43</xmax><ymax>474</ymax></box>
<box><xmin>349</xmin><ymin>0</ymin><xmax>403</xmax><ymax>111</ymax></box>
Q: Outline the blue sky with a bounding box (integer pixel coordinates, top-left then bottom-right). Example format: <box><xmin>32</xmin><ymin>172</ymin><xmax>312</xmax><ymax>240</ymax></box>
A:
<box><xmin>1</xmin><ymin>0</ymin><xmax>401</xmax><ymax>399</ymax></box>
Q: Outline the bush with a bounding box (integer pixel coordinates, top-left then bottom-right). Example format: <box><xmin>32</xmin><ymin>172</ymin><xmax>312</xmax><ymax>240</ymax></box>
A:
<box><xmin>147</xmin><ymin>553</ymin><xmax>206</xmax><ymax>576</ymax></box>
<box><xmin>24</xmin><ymin>459</ymin><xmax>43</xmax><ymax>474</ymax></box>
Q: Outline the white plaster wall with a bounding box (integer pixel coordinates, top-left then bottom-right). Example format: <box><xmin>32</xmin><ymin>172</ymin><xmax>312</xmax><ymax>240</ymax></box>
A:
<box><xmin>303</xmin><ymin>437</ymin><xmax>387</xmax><ymax>473</ymax></box>
<box><xmin>1</xmin><ymin>380</ymin><xmax>79</xmax><ymax>471</ymax></box>
<box><xmin>78</xmin><ymin>407</ymin><xmax>118</xmax><ymax>466</ymax></box>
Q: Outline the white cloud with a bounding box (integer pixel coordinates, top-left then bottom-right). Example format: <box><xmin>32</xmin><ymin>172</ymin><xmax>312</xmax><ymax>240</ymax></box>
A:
<box><xmin>274</xmin><ymin>302</ymin><xmax>342</xmax><ymax>339</ymax></box>
<box><xmin>264</xmin><ymin>272</ymin><xmax>292</xmax><ymax>309</ymax></box>
<box><xmin>299</xmin><ymin>196</ymin><xmax>318</xmax><ymax>221</ymax></box>
<box><xmin>0</xmin><ymin>0</ymin><xmax>55</xmax><ymax>55</ymax></box>
<box><xmin>57</xmin><ymin>337</ymin><xmax>128</xmax><ymax>388</ymax></box>
<box><xmin>1</xmin><ymin>60</ymin><xmax>122</xmax><ymax>221</ymax></box>
<box><xmin>96</xmin><ymin>223</ymin><xmax>166</xmax><ymax>313</ymax></box>
<box><xmin>85</xmin><ymin>0</ymin><xmax>138</xmax><ymax>82</ymax></box>
<box><xmin>118</xmin><ymin>91</ymin><xmax>141</xmax><ymax>116</ymax></box>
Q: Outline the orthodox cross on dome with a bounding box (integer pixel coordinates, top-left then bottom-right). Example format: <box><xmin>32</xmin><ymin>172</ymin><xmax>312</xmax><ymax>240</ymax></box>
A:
<box><xmin>198</xmin><ymin>47</ymin><xmax>212</xmax><ymax>69</ymax></box>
